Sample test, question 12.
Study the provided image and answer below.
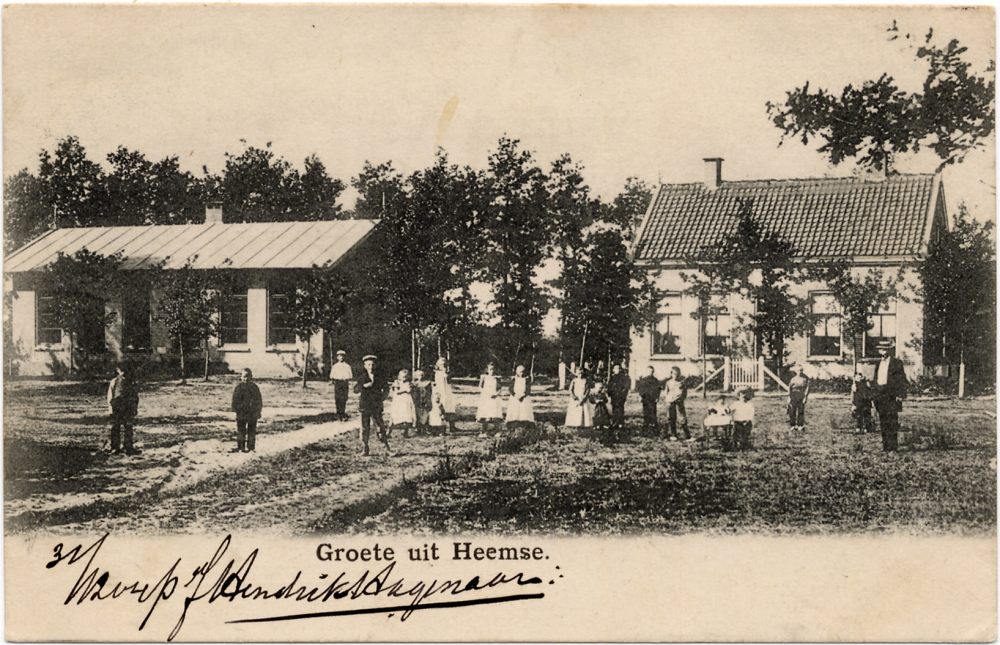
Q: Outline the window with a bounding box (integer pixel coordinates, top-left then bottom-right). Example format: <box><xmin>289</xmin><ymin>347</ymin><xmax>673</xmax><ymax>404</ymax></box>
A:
<box><xmin>220</xmin><ymin>290</ymin><xmax>248</xmax><ymax>345</ymax></box>
<box><xmin>122</xmin><ymin>291</ymin><xmax>151</xmax><ymax>351</ymax></box>
<box><xmin>268</xmin><ymin>288</ymin><xmax>296</xmax><ymax>345</ymax></box>
<box><xmin>809</xmin><ymin>293</ymin><xmax>841</xmax><ymax>357</ymax></box>
<box><xmin>36</xmin><ymin>293</ymin><xmax>62</xmax><ymax>345</ymax></box>
<box><xmin>864</xmin><ymin>300</ymin><xmax>896</xmax><ymax>358</ymax></box>
<box><xmin>701</xmin><ymin>294</ymin><xmax>730</xmax><ymax>356</ymax></box>
<box><xmin>651</xmin><ymin>293</ymin><xmax>682</xmax><ymax>355</ymax></box>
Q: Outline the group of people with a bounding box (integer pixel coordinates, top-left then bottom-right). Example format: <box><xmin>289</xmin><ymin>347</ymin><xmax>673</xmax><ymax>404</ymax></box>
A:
<box><xmin>103</xmin><ymin>338</ymin><xmax>909</xmax><ymax>458</ymax></box>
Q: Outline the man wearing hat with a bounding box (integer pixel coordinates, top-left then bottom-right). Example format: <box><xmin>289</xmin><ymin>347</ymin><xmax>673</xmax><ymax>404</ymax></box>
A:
<box><xmin>329</xmin><ymin>350</ymin><xmax>353</xmax><ymax>421</ymax></box>
<box><xmin>107</xmin><ymin>364</ymin><xmax>140</xmax><ymax>455</ymax></box>
<box><xmin>871</xmin><ymin>339</ymin><xmax>908</xmax><ymax>452</ymax></box>
<box><xmin>354</xmin><ymin>354</ymin><xmax>392</xmax><ymax>456</ymax></box>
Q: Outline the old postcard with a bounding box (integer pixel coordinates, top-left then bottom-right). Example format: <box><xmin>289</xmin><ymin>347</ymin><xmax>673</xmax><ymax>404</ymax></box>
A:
<box><xmin>3</xmin><ymin>4</ymin><xmax>996</xmax><ymax>642</ymax></box>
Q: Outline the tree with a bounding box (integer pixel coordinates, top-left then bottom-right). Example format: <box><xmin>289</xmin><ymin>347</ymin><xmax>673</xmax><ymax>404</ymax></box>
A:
<box><xmin>681</xmin><ymin>198</ymin><xmax>812</xmax><ymax>374</ymax></box>
<box><xmin>299</xmin><ymin>155</ymin><xmax>347</xmax><ymax>220</ymax></box>
<box><xmin>285</xmin><ymin>264</ymin><xmax>351</xmax><ymax>388</ymax></box>
<box><xmin>814</xmin><ymin>261</ymin><xmax>902</xmax><ymax>368</ymax></box>
<box><xmin>767</xmin><ymin>26</ymin><xmax>995</xmax><ymax>173</ymax></box>
<box><xmin>916</xmin><ymin>204</ymin><xmax>996</xmax><ymax>395</ymax></box>
<box><xmin>562</xmin><ymin>224</ymin><xmax>657</xmax><ymax>375</ymax></box>
<box><xmin>38</xmin><ymin>248</ymin><xmax>124</xmax><ymax>374</ymax></box>
<box><xmin>37</xmin><ymin>136</ymin><xmax>109</xmax><ymax>227</ymax></box>
<box><xmin>4</xmin><ymin>169</ymin><xmax>53</xmax><ymax>253</ymax></box>
<box><xmin>352</xmin><ymin>160</ymin><xmax>408</xmax><ymax>220</ymax></box>
<box><xmin>481</xmin><ymin>137</ymin><xmax>551</xmax><ymax>369</ymax></box>
<box><xmin>603</xmin><ymin>176</ymin><xmax>653</xmax><ymax>242</ymax></box>
<box><xmin>155</xmin><ymin>260</ymin><xmax>228</xmax><ymax>383</ymax></box>
<box><xmin>105</xmin><ymin>147</ymin><xmax>204</xmax><ymax>226</ymax></box>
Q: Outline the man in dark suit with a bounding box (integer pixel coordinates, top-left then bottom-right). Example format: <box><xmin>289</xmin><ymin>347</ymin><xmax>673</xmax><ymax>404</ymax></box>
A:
<box><xmin>872</xmin><ymin>339</ymin><xmax>908</xmax><ymax>452</ymax></box>
<box><xmin>607</xmin><ymin>362</ymin><xmax>631</xmax><ymax>432</ymax></box>
<box><xmin>354</xmin><ymin>354</ymin><xmax>391</xmax><ymax>456</ymax></box>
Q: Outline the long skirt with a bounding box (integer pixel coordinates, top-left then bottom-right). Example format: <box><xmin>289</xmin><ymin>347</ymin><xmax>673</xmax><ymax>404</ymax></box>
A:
<box><xmin>564</xmin><ymin>398</ymin><xmax>593</xmax><ymax>428</ymax></box>
<box><xmin>506</xmin><ymin>396</ymin><xmax>535</xmax><ymax>423</ymax></box>
<box><xmin>390</xmin><ymin>394</ymin><xmax>416</xmax><ymax>426</ymax></box>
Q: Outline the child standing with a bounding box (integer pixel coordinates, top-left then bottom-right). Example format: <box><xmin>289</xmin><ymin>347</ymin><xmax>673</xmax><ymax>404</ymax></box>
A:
<box><xmin>389</xmin><ymin>369</ymin><xmax>416</xmax><ymax>438</ymax></box>
<box><xmin>590</xmin><ymin>381</ymin><xmax>613</xmax><ymax>444</ymax></box>
<box><xmin>231</xmin><ymin>368</ymin><xmax>263</xmax><ymax>453</ymax></box>
<box><xmin>505</xmin><ymin>365</ymin><xmax>535</xmax><ymax>430</ymax></box>
<box><xmin>852</xmin><ymin>371</ymin><xmax>875</xmax><ymax>434</ymax></box>
<box><xmin>476</xmin><ymin>362</ymin><xmax>504</xmax><ymax>433</ymax></box>
<box><xmin>433</xmin><ymin>357</ymin><xmax>458</xmax><ymax>434</ymax></box>
<box><xmin>564</xmin><ymin>366</ymin><xmax>593</xmax><ymax>429</ymax></box>
<box><xmin>411</xmin><ymin>369</ymin><xmax>433</xmax><ymax>435</ymax></box>
<box><xmin>636</xmin><ymin>366</ymin><xmax>663</xmax><ymax>435</ymax></box>
<box><xmin>787</xmin><ymin>365</ymin><xmax>810</xmax><ymax>431</ymax></box>
<box><xmin>731</xmin><ymin>388</ymin><xmax>756</xmax><ymax>450</ymax></box>
<box><xmin>663</xmin><ymin>366</ymin><xmax>691</xmax><ymax>441</ymax></box>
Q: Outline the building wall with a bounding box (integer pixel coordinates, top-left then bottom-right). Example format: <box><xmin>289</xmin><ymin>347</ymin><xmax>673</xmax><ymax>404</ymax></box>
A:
<box><xmin>629</xmin><ymin>265</ymin><xmax>924</xmax><ymax>386</ymax></box>
<box><xmin>8</xmin><ymin>280</ymin><xmax>325</xmax><ymax>379</ymax></box>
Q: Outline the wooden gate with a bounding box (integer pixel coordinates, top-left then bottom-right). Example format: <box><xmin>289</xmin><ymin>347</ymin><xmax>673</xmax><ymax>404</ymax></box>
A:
<box><xmin>725</xmin><ymin>356</ymin><xmax>763</xmax><ymax>391</ymax></box>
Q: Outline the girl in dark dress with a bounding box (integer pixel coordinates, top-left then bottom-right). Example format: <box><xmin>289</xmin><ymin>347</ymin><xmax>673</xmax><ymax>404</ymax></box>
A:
<box><xmin>590</xmin><ymin>381</ymin><xmax>614</xmax><ymax>445</ymax></box>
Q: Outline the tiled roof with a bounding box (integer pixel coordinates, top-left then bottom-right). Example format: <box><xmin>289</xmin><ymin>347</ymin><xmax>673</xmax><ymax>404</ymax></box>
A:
<box><xmin>4</xmin><ymin>220</ymin><xmax>378</xmax><ymax>273</ymax></box>
<box><xmin>633</xmin><ymin>174</ymin><xmax>940</xmax><ymax>262</ymax></box>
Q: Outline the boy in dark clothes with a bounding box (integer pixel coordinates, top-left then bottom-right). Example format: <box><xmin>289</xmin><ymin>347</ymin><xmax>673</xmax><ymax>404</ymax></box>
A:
<box><xmin>607</xmin><ymin>363</ymin><xmax>631</xmax><ymax>431</ymax></box>
<box><xmin>636</xmin><ymin>366</ymin><xmax>663</xmax><ymax>435</ymax></box>
<box><xmin>107</xmin><ymin>364</ymin><xmax>140</xmax><ymax>455</ymax></box>
<box><xmin>232</xmin><ymin>368</ymin><xmax>263</xmax><ymax>453</ymax></box>
<box><xmin>852</xmin><ymin>371</ymin><xmax>875</xmax><ymax>434</ymax></box>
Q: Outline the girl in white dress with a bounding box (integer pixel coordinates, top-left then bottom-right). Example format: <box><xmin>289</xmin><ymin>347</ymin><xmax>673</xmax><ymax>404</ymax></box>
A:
<box><xmin>564</xmin><ymin>368</ymin><xmax>593</xmax><ymax>429</ymax></box>
<box><xmin>432</xmin><ymin>357</ymin><xmax>457</xmax><ymax>434</ymax></box>
<box><xmin>389</xmin><ymin>369</ymin><xmax>416</xmax><ymax>438</ymax></box>
<box><xmin>476</xmin><ymin>362</ymin><xmax>504</xmax><ymax>433</ymax></box>
<box><xmin>505</xmin><ymin>364</ymin><xmax>535</xmax><ymax>429</ymax></box>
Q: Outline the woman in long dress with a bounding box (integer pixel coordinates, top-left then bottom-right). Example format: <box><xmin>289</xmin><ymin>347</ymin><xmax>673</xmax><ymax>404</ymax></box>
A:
<box><xmin>564</xmin><ymin>367</ymin><xmax>593</xmax><ymax>429</ymax></box>
<box><xmin>505</xmin><ymin>364</ymin><xmax>535</xmax><ymax>430</ymax></box>
<box><xmin>389</xmin><ymin>369</ymin><xmax>416</xmax><ymax>438</ymax></box>
<box><xmin>476</xmin><ymin>362</ymin><xmax>504</xmax><ymax>433</ymax></box>
<box><xmin>432</xmin><ymin>357</ymin><xmax>457</xmax><ymax>434</ymax></box>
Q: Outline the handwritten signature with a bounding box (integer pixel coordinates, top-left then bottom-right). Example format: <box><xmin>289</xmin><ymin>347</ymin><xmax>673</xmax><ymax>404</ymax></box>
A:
<box><xmin>46</xmin><ymin>534</ymin><xmax>546</xmax><ymax>641</ymax></box>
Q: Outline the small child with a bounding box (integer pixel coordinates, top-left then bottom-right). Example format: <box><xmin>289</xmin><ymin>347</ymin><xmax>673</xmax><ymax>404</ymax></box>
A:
<box><xmin>731</xmin><ymin>388</ymin><xmax>756</xmax><ymax>451</ymax></box>
<box><xmin>411</xmin><ymin>369</ymin><xmax>433</xmax><ymax>435</ymax></box>
<box><xmin>852</xmin><ymin>371</ymin><xmax>875</xmax><ymax>434</ymax></box>
<box><xmin>564</xmin><ymin>366</ymin><xmax>593</xmax><ymax>429</ymax></box>
<box><xmin>787</xmin><ymin>365</ymin><xmax>810</xmax><ymax>431</ymax></box>
<box><xmin>231</xmin><ymin>368</ymin><xmax>263</xmax><ymax>453</ymax></box>
<box><xmin>505</xmin><ymin>364</ymin><xmax>535</xmax><ymax>430</ymax></box>
<box><xmin>590</xmin><ymin>381</ymin><xmax>613</xmax><ymax>445</ymax></box>
<box><xmin>389</xmin><ymin>369</ymin><xmax>416</xmax><ymax>438</ymax></box>
<box><xmin>476</xmin><ymin>362</ymin><xmax>504</xmax><ymax>433</ymax></box>
<box><xmin>703</xmin><ymin>394</ymin><xmax>733</xmax><ymax>448</ymax></box>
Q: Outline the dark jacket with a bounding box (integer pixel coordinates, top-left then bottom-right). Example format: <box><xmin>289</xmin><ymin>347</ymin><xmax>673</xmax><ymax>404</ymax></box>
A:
<box><xmin>232</xmin><ymin>381</ymin><xmax>263</xmax><ymax>420</ymax></box>
<box><xmin>873</xmin><ymin>357</ymin><xmax>908</xmax><ymax>402</ymax></box>
<box><xmin>107</xmin><ymin>375</ymin><xmax>139</xmax><ymax>419</ymax></box>
<box><xmin>354</xmin><ymin>369</ymin><xmax>390</xmax><ymax>409</ymax></box>
<box><xmin>608</xmin><ymin>372</ymin><xmax>631</xmax><ymax>403</ymax></box>
<box><xmin>636</xmin><ymin>375</ymin><xmax>663</xmax><ymax>401</ymax></box>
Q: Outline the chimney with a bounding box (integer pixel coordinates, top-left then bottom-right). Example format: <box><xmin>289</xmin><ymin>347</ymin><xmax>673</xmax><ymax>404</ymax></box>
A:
<box><xmin>205</xmin><ymin>202</ymin><xmax>223</xmax><ymax>224</ymax></box>
<box><xmin>703</xmin><ymin>158</ymin><xmax>724</xmax><ymax>190</ymax></box>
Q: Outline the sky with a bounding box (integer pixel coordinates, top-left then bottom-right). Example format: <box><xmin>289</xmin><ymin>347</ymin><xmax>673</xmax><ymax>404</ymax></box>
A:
<box><xmin>3</xmin><ymin>4</ymin><xmax>995</xmax><ymax>223</ymax></box>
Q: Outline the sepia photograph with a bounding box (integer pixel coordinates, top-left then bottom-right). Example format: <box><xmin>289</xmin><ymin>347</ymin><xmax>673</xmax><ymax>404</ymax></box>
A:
<box><xmin>3</xmin><ymin>4</ymin><xmax>996</xmax><ymax>642</ymax></box>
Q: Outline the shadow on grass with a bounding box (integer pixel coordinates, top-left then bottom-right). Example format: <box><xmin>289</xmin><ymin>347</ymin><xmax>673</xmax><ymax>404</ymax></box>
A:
<box><xmin>4</xmin><ymin>438</ymin><xmax>115</xmax><ymax>500</ymax></box>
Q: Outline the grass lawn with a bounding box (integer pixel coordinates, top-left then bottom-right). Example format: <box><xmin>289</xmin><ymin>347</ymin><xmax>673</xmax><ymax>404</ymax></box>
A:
<box><xmin>4</xmin><ymin>377</ymin><xmax>996</xmax><ymax>535</ymax></box>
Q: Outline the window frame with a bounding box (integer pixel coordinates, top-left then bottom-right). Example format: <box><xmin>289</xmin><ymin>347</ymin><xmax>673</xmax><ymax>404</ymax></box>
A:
<box><xmin>35</xmin><ymin>292</ymin><xmax>63</xmax><ymax>347</ymax></box>
<box><xmin>651</xmin><ymin>292</ymin><xmax>683</xmax><ymax>356</ymax></box>
<box><xmin>808</xmin><ymin>291</ymin><xmax>842</xmax><ymax>358</ymax></box>
<box><xmin>219</xmin><ymin>290</ymin><xmax>249</xmax><ymax>347</ymax></box>
<box><xmin>267</xmin><ymin>287</ymin><xmax>297</xmax><ymax>346</ymax></box>
<box><xmin>699</xmin><ymin>293</ymin><xmax>731</xmax><ymax>357</ymax></box>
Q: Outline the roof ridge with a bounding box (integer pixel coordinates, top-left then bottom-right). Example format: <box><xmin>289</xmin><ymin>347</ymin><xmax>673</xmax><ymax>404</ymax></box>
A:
<box><xmin>659</xmin><ymin>173</ymin><xmax>935</xmax><ymax>189</ymax></box>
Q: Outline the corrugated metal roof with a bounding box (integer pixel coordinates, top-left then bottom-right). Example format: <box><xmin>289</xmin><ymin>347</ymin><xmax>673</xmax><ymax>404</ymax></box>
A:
<box><xmin>4</xmin><ymin>220</ymin><xmax>379</xmax><ymax>272</ymax></box>
<box><xmin>633</xmin><ymin>174</ymin><xmax>938</xmax><ymax>262</ymax></box>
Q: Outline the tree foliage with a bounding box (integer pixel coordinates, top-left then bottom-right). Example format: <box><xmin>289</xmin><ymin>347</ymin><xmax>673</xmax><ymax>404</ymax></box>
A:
<box><xmin>916</xmin><ymin>205</ymin><xmax>996</xmax><ymax>378</ymax></box>
<box><xmin>4</xmin><ymin>169</ymin><xmax>52</xmax><ymax>254</ymax></box>
<box><xmin>767</xmin><ymin>26</ymin><xmax>995</xmax><ymax>173</ymax></box>
<box><xmin>814</xmin><ymin>261</ymin><xmax>901</xmax><ymax>366</ymax></box>
<box><xmin>682</xmin><ymin>198</ymin><xmax>811</xmax><ymax>371</ymax></box>
<box><xmin>285</xmin><ymin>263</ymin><xmax>352</xmax><ymax>387</ymax></box>
<box><xmin>38</xmin><ymin>248</ymin><xmax>125</xmax><ymax>373</ymax></box>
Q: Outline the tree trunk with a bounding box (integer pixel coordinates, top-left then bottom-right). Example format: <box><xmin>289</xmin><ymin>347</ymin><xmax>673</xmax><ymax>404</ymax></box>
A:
<box><xmin>958</xmin><ymin>347</ymin><xmax>966</xmax><ymax>399</ymax></box>
<box><xmin>68</xmin><ymin>332</ymin><xmax>76</xmax><ymax>376</ymax></box>
<box><xmin>411</xmin><ymin>328</ymin><xmax>417</xmax><ymax>374</ymax></box>
<box><xmin>579</xmin><ymin>321</ymin><xmax>589</xmax><ymax>367</ymax></box>
<box><xmin>302</xmin><ymin>336</ymin><xmax>311</xmax><ymax>388</ymax></box>
<box><xmin>178</xmin><ymin>335</ymin><xmax>186</xmax><ymax>385</ymax></box>
<box><xmin>203</xmin><ymin>338</ymin><xmax>210</xmax><ymax>381</ymax></box>
<box><xmin>701</xmin><ymin>314</ymin><xmax>707</xmax><ymax>398</ymax></box>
